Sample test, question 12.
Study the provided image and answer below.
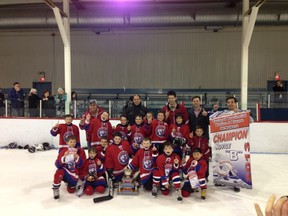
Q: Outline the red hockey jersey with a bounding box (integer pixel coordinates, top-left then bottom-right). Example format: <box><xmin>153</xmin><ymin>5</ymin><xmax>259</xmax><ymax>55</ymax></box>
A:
<box><xmin>168</xmin><ymin>123</ymin><xmax>190</xmax><ymax>143</ymax></box>
<box><xmin>113</xmin><ymin>124</ymin><xmax>129</xmax><ymax>141</ymax></box>
<box><xmin>182</xmin><ymin>157</ymin><xmax>207</xmax><ymax>179</ymax></box>
<box><xmin>105</xmin><ymin>140</ymin><xmax>132</xmax><ymax>176</ymax></box>
<box><xmin>50</xmin><ymin>123</ymin><xmax>80</xmax><ymax>149</ymax></box>
<box><xmin>150</xmin><ymin>119</ymin><xmax>169</xmax><ymax>144</ymax></box>
<box><xmin>88</xmin><ymin>119</ymin><xmax>113</xmax><ymax>145</ymax></box>
<box><xmin>155</xmin><ymin>153</ymin><xmax>181</xmax><ymax>184</ymax></box>
<box><xmin>79</xmin><ymin>107</ymin><xmax>105</xmax><ymax>142</ymax></box>
<box><xmin>162</xmin><ymin>103</ymin><xmax>189</xmax><ymax>125</ymax></box>
<box><xmin>188</xmin><ymin>136</ymin><xmax>210</xmax><ymax>161</ymax></box>
<box><xmin>128</xmin><ymin>148</ymin><xmax>158</xmax><ymax>181</ymax></box>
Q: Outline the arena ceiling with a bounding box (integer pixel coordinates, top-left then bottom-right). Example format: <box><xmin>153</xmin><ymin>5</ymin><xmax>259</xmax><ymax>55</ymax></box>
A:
<box><xmin>0</xmin><ymin>0</ymin><xmax>288</xmax><ymax>30</ymax></box>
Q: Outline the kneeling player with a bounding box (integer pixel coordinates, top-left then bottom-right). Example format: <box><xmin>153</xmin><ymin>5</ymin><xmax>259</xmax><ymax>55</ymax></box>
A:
<box><xmin>152</xmin><ymin>141</ymin><xmax>182</xmax><ymax>201</ymax></box>
<box><xmin>81</xmin><ymin>147</ymin><xmax>106</xmax><ymax>195</ymax></box>
<box><xmin>51</xmin><ymin>135</ymin><xmax>86</xmax><ymax>199</ymax></box>
<box><xmin>181</xmin><ymin>148</ymin><xmax>207</xmax><ymax>200</ymax></box>
<box><xmin>127</xmin><ymin>137</ymin><xmax>158</xmax><ymax>191</ymax></box>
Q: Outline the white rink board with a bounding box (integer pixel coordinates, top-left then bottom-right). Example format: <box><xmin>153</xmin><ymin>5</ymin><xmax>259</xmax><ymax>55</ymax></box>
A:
<box><xmin>0</xmin><ymin>119</ymin><xmax>287</xmax><ymax>153</ymax></box>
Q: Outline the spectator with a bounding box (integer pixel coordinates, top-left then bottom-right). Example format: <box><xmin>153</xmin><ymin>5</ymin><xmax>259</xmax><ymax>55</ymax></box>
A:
<box><xmin>0</xmin><ymin>87</ymin><xmax>5</xmax><ymax>116</ymax></box>
<box><xmin>209</xmin><ymin>103</ymin><xmax>220</xmax><ymax>116</ymax></box>
<box><xmin>125</xmin><ymin>94</ymin><xmax>148</xmax><ymax>125</ymax></box>
<box><xmin>28</xmin><ymin>88</ymin><xmax>41</xmax><ymax>117</ymax></box>
<box><xmin>8</xmin><ymin>82</ymin><xmax>24</xmax><ymax>117</ymax></box>
<box><xmin>54</xmin><ymin>87</ymin><xmax>67</xmax><ymax>117</ymax></box>
<box><xmin>42</xmin><ymin>90</ymin><xmax>55</xmax><ymax>118</ymax></box>
<box><xmin>273</xmin><ymin>80</ymin><xmax>286</xmax><ymax>108</ymax></box>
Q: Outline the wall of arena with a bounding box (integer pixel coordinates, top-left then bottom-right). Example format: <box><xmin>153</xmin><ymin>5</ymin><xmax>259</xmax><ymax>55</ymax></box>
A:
<box><xmin>0</xmin><ymin>118</ymin><xmax>286</xmax><ymax>154</ymax></box>
<box><xmin>1</xmin><ymin>27</ymin><xmax>288</xmax><ymax>92</ymax></box>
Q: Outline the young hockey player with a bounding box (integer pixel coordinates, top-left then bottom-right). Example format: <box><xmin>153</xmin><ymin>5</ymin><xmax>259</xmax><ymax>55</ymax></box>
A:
<box><xmin>188</xmin><ymin>126</ymin><xmax>210</xmax><ymax>179</ymax></box>
<box><xmin>87</xmin><ymin>111</ymin><xmax>113</xmax><ymax>147</ymax></box>
<box><xmin>168</xmin><ymin>113</ymin><xmax>190</xmax><ymax>159</ymax></box>
<box><xmin>50</xmin><ymin>114</ymin><xmax>81</xmax><ymax>152</ymax></box>
<box><xmin>80</xmin><ymin>147</ymin><xmax>106</xmax><ymax>196</ymax></box>
<box><xmin>96</xmin><ymin>136</ymin><xmax>109</xmax><ymax>163</ymax></box>
<box><xmin>127</xmin><ymin>137</ymin><xmax>158</xmax><ymax>191</ymax></box>
<box><xmin>181</xmin><ymin>148</ymin><xmax>207</xmax><ymax>200</ymax></box>
<box><xmin>105</xmin><ymin>132</ymin><xmax>133</xmax><ymax>182</ymax></box>
<box><xmin>152</xmin><ymin>141</ymin><xmax>182</xmax><ymax>201</ymax></box>
<box><xmin>150</xmin><ymin>110</ymin><xmax>169</xmax><ymax>154</ymax></box>
<box><xmin>113</xmin><ymin>114</ymin><xmax>129</xmax><ymax>141</ymax></box>
<box><xmin>128</xmin><ymin>114</ymin><xmax>152</xmax><ymax>154</ymax></box>
<box><xmin>51</xmin><ymin>135</ymin><xmax>86</xmax><ymax>199</ymax></box>
<box><xmin>144</xmin><ymin>111</ymin><xmax>154</xmax><ymax>124</ymax></box>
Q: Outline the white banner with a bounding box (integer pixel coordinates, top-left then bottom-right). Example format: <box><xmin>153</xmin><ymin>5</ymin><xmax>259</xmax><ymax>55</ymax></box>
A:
<box><xmin>210</xmin><ymin>111</ymin><xmax>252</xmax><ymax>189</ymax></box>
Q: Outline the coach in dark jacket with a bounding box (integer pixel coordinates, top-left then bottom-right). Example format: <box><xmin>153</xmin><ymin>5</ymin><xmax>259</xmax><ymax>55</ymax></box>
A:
<box><xmin>125</xmin><ymin>94</ymin><xmax>148</xmax><ymax>125</ymax></box>
<box><xmin>188</xmin><ymin>96</ymin><xmax>209</xmax><ymax>139</ymax></box>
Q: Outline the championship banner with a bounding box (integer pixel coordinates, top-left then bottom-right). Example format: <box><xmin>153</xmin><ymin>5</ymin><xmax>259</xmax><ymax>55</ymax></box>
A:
<box><xmin>210</xmin><ymin>111</ymin><xmax>252</xmax><ymax>189</ymax></box>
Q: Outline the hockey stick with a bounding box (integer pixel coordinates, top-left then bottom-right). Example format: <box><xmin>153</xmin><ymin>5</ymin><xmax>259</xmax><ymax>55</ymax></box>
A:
<box><xmin>93</xmin><ymin>177</ymin><xmax>114</xmax><ymax>203</ymax></box>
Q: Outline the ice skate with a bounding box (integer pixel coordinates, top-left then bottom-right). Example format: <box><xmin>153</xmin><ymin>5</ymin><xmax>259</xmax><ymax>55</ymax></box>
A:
<box><xmin>176</xmin><ymin>189</ymin><xmax>183</xmax><ymax>202</ymax></box>
<box><xmin>233</xmin><ymin>186</ymin><xmax>240</xmax><ymax>192</ymax></box>
<box><xmin>53</xmin><ymin>188</ymin><xmax>60</xmax><ymax>199</ymax></box>
<box><xmin>152</xmin><ymin>185</ymin><xmax>158</xmax><ymax>198</ymax></box>
<box><xmin>201</xmin><ymin>189</ymin><xmax>206</xmax><ymax>200</ymax></box>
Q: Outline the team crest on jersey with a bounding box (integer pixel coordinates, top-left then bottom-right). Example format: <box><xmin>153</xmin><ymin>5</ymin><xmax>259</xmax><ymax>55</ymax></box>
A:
<box><xmin>65</xmin><ymin>153</ymin><xmax>76</xmax><ymax>170</ymax></box>
<box><xmin>119</xmin><ymin>131</ymin><xmax>128</xmax><ymax>140</ymax></box>
<box><xmin>142</xmin><ymin>155</ymin><xmax>153</xmax><ymax>171</ymax></box>
<box><xmin>133</xmin><ymin>132</ymin><xmax>144</xmax><ymax>144</ymax></box>
<box><xmin>164</xmin><ymin>164</ymin><xmax>172</xmax><ymax>177</ymax></box>
<box><xmin>156</xmin><ymin>125</ymin><xmax>166</xmax><ymax>138</ymax></box>
<box><xmin>174</xmin><ymin>131</ymin><xmax>182</xmax><ymax>139</ymax></box>
<box><xmin>97</xmin><ymin>127</ymin><xmax>108</xmax><ymax>138</ymax></box>
<box><xmin>63</xmin><ymin>131</ymin><xmax>74</xmax><ymax>142</ymax></box>
<box><xmin>88</xmin><ymin>163</ymin><xmax>97</xmax><ymax>176</ymax></box>
<box><xmin>118</xmin><ymin>151</ymin><xmax>129</xmax><ymax>165</ymax></box>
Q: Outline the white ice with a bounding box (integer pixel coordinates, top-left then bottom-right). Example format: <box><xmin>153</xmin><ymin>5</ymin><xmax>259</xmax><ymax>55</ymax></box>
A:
<box><xmin>0</xmin><ymin>150</ymin><xmax>287</xmax><ymax>216</ymax></box>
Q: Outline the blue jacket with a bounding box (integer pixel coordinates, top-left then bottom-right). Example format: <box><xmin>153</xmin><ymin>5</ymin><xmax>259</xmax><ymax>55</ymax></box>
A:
<box><xmin>8</xmin><ymin>88</ymin><xmax>24</xmax><ymax>108</ymax></box>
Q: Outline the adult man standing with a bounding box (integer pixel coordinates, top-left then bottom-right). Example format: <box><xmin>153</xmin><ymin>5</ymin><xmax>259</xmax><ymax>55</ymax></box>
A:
<box><xmin>212</xmin><ymin>96</ymin><xmax>253</xmax><ymax>192</ymax></box>
<box><xmin>8</xmin><ymin>82</ymin><xmax>24</xmax><ymax>117</ymax></box>
<box><xmin>79</xmin><ymin>99</ymin><xmax>105</xmax><ymax>149</ymax></box>
<box><xmin>188</xmin><ymin>96</ymin><xmax>209</xmax><ymax>139</ymax></box>
<box><xmin>162</xmin><ymin>90</ymin><xmax>188</xmax><ymax>125</ymax></box>
<box><xmin>125</xmin><ymin>94</ymin><xmax>148</xmax><ymax>125</ymax></box>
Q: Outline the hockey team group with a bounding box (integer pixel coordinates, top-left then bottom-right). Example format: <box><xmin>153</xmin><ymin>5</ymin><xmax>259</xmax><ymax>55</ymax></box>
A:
<box><xmin>50</xmin><ymin>92</ymin><xmax>212</xmax><ymax>202</ymax></box>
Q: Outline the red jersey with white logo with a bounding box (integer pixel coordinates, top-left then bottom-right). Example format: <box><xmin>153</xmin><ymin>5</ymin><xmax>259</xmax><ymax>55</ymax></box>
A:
<box><xmin>105</xmin><ymin>140</ymin><xmax>132</xmax><ymax>175</ymax></box>
<box><xmin>150</xmin><ymin>119</ymin><xmax>169</xmax><ymax>143</ymax></box>
<box><xmin>50</xmin><ymin>123</ymin><xmax>80</xmax><ymax>149</ymax></box>
<box><xmin>89</xmin><ymin>119</ymin><xmax>113</xmax><ymax>145</ymax></box>
<box><xmin>155</xmin><ymin>153</ymin><xmax>181</xmax><ymax>184</ymax></box>
<box><xmin>128</xmin><ymin>148</ymin><xmax>158</xmax><ymax>181</ymax></box>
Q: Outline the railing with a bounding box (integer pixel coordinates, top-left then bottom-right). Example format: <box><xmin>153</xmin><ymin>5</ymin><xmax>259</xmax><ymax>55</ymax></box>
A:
<box><xmin>0</xmin><ymin>90</ymin><xmax>287</xmax><ymax>119</ymax></box>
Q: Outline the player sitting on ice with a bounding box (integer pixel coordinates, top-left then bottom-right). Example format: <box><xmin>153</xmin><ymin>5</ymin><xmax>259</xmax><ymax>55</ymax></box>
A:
<box><xmin>181</xmin><ymin>148</ymin><xmax>207</xmax><ymax>200</ymax></box>
<box><xmin>51</xmin><ymin>135</ymin><xmax>86</xmax><ymax>199</ymax></box>
<box><xmin>152</xmin><ymin>141</ymin><xmax>183</xmax><ymax>201</ymax></box>
<box><xmin>77</xmin><ymin>147</ymin><xmax>106</xmax><ymax>196</ymax></box>
<box><xmin>127</xmin><ymin>137</ymin><xmax>158</xmax><ymax>191</ymax></box>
